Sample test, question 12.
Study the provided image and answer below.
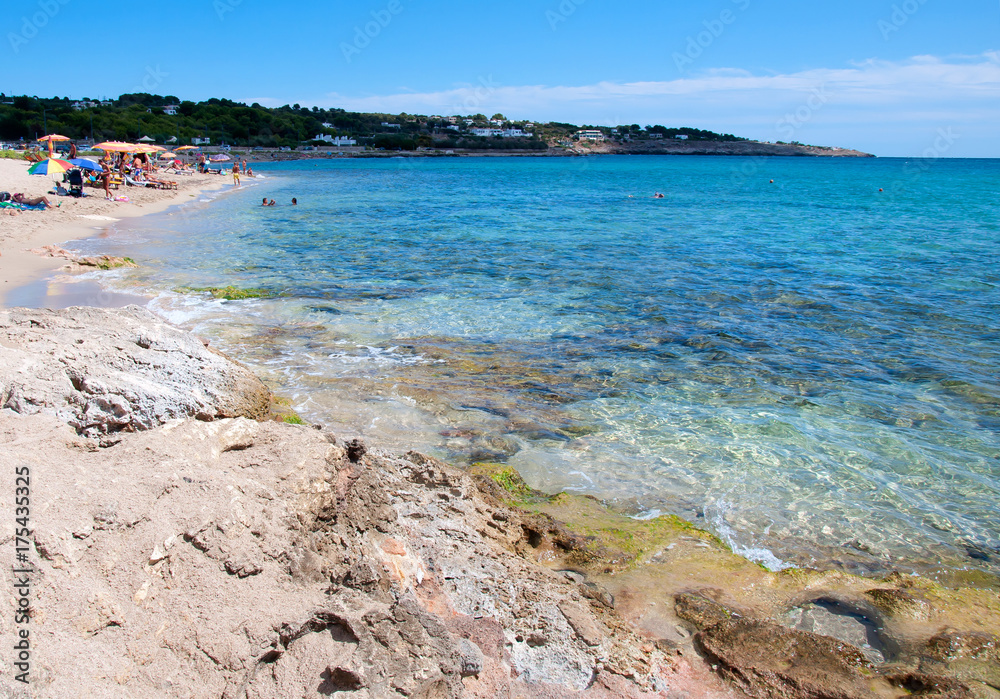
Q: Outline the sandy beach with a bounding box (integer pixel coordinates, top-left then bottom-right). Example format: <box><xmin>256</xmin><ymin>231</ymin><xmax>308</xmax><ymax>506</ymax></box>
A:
<box><xmin>0</xmin><ymin>158</ymin><xmax>231</xmax><ymax>304</ymax></box>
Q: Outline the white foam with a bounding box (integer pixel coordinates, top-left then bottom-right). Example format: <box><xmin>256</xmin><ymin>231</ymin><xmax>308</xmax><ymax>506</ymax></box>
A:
<box><xmin>708</xmin><ymin>498</ymin><xmax>790</xmax><ymax>572</ymax></box>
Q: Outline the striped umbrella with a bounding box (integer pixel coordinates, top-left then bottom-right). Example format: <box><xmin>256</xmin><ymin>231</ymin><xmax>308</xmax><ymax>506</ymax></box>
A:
<box><xmin>27</xmin><ymin>158</ymin><xmax>74</xmax><ymax>176</ymax></box>
<box><xmin>93</xmin><ymin>141</ymin><xmax>137</xmax><ymax>152</ymax></box>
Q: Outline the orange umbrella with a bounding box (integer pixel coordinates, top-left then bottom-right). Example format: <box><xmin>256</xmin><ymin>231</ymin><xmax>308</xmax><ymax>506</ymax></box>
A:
<box><xmin>93</xmin><ymin>141</ymin><xmax>137</xmax><ymax>152</ymax></box>
<box><xmin>175</xmin><ymin>145</ymin><xmax>198</xmax><ymax>151</ymax></box>
<box><xmin>133</xmin><ymin>144</ymin><xmax>163</xmax><ymax>153</ymax></box>
<box><xmin>37</xmin><ymin>134</ymin><xmax>71</xmax><ymax>156</ymax></box>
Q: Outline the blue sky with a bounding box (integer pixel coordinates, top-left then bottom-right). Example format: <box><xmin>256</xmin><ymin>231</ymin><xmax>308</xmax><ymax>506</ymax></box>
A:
<box><xmin>3</xmin><ymin>0</ymin><xmax>999</xmax><ymax>156</ymax></box>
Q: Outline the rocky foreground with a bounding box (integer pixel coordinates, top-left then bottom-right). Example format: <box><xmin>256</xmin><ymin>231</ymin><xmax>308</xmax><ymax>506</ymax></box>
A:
<box><xmin>1</xmin><ymin>307</ymin><xmax>997</xmax><ymax>699</ymax></box>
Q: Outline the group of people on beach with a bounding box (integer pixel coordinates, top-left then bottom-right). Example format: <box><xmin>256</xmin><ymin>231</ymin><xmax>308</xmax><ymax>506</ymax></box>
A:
<box><xmin>225</xmin><ymin>159</ymin><xmax>255</xmax><ymax>185</ymax></box>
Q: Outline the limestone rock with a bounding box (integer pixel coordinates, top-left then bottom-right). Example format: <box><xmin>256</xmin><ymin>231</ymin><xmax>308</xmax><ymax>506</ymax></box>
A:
<box><xmin>0</xmin><ymin>411</ymin><xmax>683</xmax><ymax>698</ymax></box>
<box><xmin>0</xmin><ymin>305</ymin><xmax>270</xmax><ymax>436</ymax></box>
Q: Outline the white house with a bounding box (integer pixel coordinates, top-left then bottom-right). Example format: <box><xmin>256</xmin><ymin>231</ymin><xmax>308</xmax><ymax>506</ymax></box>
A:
<box><xmin>577</xmin><ymin>130</ymin><xmax>606</xmax><ymax>142</ymax></box>
<box><xmin>472</xmin><ymin>128</ymin><xmax>530</xmax><ymax>138</ymax></box>
<box><xmin>192</xmin><ymin>137</ymin><xmax>211</xmax><ymax>145</ymax></box>
<box><xmin>314</xmin><ymin>134</ymin><xmax>357</xmax><ymax>146</ymax></box>
<box><xmin>446</xmin><ymin>125</ymin><xmax>460</xmax><ymax>131</ymax></box>
<box><xmin>380</xmin><ymin>122</ymin><xmax>401</xmax><ymax>130</ymax></box>
<box><xmin>321</xmin><ymin>122</ymin><xmax>333</xmax><ymax>128</ymax></box>
<box><xmin>675</xmin><ymin>134</ymin><xmax>689</xmax><ymax>140</ymax></box>
<box><xmin>71</xmin><ymin>100</ymin><xmax>98</xmax><ymax>111</ymax></box>
<box><xmin>163</xmin><ymin>104</ymin><xmax>179</xmax><ymax>115</ymax></box>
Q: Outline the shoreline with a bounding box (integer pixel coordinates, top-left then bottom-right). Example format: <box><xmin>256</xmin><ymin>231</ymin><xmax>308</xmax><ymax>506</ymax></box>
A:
<box><xmin>1</xmin><ymin>305</ymin><xmax>997</xmax><ymax>698</ymax></box>
<box><xmin>4</xmin><ymin>156</ymin><xmax>994</xmax><ymax>585</ymax></box>
<box><xmin>1</xmin><ymin>160</ymin><xmax>998</xmax><ymax>695</ymax></box>
<box><xmin>0</xmin><ymin>158</ymin><xmax>234</xmax><ymax>304</ymax></box>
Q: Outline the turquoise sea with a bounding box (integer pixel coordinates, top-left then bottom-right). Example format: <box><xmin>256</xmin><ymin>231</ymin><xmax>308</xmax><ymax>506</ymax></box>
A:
<box><xmin>63</xmin><ymin>155</ymin><xmax>1000</xmax><ymax>577</ymax></box>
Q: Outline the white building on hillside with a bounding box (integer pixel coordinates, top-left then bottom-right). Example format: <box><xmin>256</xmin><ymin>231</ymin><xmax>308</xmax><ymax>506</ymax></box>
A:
<box><xmin>314</xmin><ymin>134</ymin><xmax>357</xmax><ymax>146</ymax></box>
<box><xmin>577</xmin><ymin>130</ymin><xmax>606</xmax><ymax>142</ymax></box>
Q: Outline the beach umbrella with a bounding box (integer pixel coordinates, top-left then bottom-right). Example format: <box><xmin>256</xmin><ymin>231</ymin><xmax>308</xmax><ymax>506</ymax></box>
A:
<box><xmin>209</xmin><ymin>154</ymin><xmax>231</xmax><ymax>162</ymax></box>
<box><xmin>175</xmin><ymin>145</ymin><xmax>198</xmax><ymax>151</ymax></box>
<box><xmin>93</xmin><ymin>141</ymin><xmax>137</xmax><ymax>152</ymax></box>
<box><xmin>158</xmin><ymin>151</ymin><xmax>176</xmax><ymax>159</ymax></box>
<box><xmin>37</xmin><ymin>134</ymin><xmax>71</xmax><ymax>156</ymax></box>
<box><xmin>27</xmin><ymin>157</ymin><xmax>74</xmax><ymax>176</ymax></box>
<box><xmin>136</xmin><ymin>135</ymin><xmax>155</xmax><ymax>142</ymax></box>
<box><xmin>68</xmin><ymin>157</ymin><xmax>102</xmax><ymax>171</ymax></box>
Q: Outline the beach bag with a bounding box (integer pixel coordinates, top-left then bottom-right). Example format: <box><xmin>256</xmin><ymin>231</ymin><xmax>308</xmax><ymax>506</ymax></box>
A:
<box><xmin>0</xmin><ymin>192</ymin><xmax>10</xmax><ymax>202</ymax></box>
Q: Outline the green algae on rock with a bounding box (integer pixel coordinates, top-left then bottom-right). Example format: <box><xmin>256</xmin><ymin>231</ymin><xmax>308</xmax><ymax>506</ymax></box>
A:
<box><xmin>179</xmin><ymin>285</ymin><xmax>279</xmax><ymax>301</ymax></box>
<box><xmin>76</xmin><ymin>255</ymin><xmax>137</xmax><ymax>270</ymax></box>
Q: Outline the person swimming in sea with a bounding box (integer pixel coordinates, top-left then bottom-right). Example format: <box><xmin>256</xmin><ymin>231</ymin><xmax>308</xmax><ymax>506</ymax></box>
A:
<box><xmin>291</xmin><ymin>198</ymin><xmax>297</xmax><ymax>205</ymax></box>
<box><xmin>653</xmin><ymin>192</ymin><xmax>665</xmax><ymax>199</ymax></box>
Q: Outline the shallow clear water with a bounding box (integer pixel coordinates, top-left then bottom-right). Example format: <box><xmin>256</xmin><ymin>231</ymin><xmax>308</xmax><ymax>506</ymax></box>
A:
<box><xmin>71</xmin><ymin>155</ymin><xmax>1000</xmax><ymax>577</ymax></box>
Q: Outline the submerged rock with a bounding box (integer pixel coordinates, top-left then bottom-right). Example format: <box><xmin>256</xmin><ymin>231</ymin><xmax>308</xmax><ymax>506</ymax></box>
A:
<box><xmin>695</xmin><ymin>617</ymin><xmax>877</xmax><ymax>699</ymax></box>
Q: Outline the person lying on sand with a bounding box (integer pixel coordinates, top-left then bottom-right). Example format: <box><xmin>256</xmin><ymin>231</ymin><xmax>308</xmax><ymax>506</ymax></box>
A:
<box><xmin>12</xmin><ymin>193</ymin><xmax>55</xmax><ymax>208</ymax></box>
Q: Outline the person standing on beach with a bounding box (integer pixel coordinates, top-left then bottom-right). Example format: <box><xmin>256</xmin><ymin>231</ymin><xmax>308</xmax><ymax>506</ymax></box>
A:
<box><xmin>100</xmin><ymin>158</ymin><xmax>112</xmax><ymax>200</ymax></box>
<box><xmin>232</xmin><ymin>163</ymin><xmax>241</xmax><ymax>187</ymax></box>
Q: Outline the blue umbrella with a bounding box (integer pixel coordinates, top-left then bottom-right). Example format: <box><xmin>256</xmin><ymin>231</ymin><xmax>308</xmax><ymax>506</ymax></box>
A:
<box><xmin>68</xmin><ymin>158</ymin><xmax>101</xmax><ymax>171</ymax></box>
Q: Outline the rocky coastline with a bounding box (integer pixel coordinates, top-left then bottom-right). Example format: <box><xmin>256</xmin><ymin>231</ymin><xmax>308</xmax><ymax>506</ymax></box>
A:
<box><xmin>1</xmin><ymin>306</ymin><xmax>997</xmax><ymax>698</ymax></box>
<box><xmin>224</xmin><ymin>139</ymin><xmax>874</xmax><ymax>164</ymax></box>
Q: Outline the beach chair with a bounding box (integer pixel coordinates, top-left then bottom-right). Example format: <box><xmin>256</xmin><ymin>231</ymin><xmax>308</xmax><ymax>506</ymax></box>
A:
<box><xmin>124</xmin><ymin>173</ymin><xmax>157</xmax><ymax>189</ymax></box>
<box><xmin>67</xmin><ymin>170</ymin><xmax>84</xmax><ymax>197</ymax></box>
<box><xmin>147</xmin><ymin>177</ymin><xmax>178</xmax><ymax>190</ymax></box>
